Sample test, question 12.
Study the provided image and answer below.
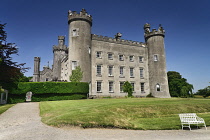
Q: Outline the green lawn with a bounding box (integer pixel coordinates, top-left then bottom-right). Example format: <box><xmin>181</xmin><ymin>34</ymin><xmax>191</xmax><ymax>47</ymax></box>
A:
<box><xmin>40</xmin><ymin>98</ymin><xmax>210</xmax><ymax>130</ymax></box>
<box><xmin>0</xmin><ymin>104</ymin><xmax>14</xmax><ymax>115</ymax></box>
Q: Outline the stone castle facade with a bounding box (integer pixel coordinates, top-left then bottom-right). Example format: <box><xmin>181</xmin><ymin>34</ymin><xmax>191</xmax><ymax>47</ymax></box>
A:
<box><xmin>33</xmin><ymin>9</ymin><xmax>170</xmax><ymax>98</ymax></box>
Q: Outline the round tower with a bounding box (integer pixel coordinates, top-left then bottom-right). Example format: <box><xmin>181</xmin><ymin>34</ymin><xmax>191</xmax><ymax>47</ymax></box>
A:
<box><xmin>33</xmin><ymin>57</ymin><xmax>40</xmax><ymax>82</ymax></box>
<box><xmin>52</xmin><ymin>36</ymin><xmax>67</xmax><ymax>81</ymax></box>
<box><xmin>68</xmin><ymin>9</ymin><xmax>92</xmax><ymax>82</ymax></box>
<box><xmin>144</xmin><ymin>23</ymin><xmax>170</xmax><ymax>98</ymax></box>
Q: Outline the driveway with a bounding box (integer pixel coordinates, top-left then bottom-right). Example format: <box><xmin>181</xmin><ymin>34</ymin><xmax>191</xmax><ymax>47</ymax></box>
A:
<box><xmin>0</xmin><ymin>102</ymin><xmax>209</xmax><ymax>140</ymax></box>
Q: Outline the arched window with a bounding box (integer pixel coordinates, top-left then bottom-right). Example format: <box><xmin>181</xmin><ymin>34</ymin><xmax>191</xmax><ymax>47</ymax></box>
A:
<box><xmin>154</xmin><ymin>54</ymin><xmax>158</xmax><ymax>61</ymax></box>
<box><xmin>156</xmin><ymin>84</ymin><xmax>160</xmax><ymax>91</ymax></box>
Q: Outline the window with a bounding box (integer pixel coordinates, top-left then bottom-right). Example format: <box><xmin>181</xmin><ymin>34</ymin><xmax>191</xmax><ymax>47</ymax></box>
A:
<box><xmin>140</xmin><ymin>83</ymin><xmax>145</xmax><ymax>92</ymax></box>
<box><xmin>131</xmin><ymin>82</ymin><xmax>135</xmax><ymax>91</ymax></box>
<box><xmin>108</xmin><ymin>53</ymin><xmax>113</xmax><ymax>60</ymax></box>
<box><xmin>119</xmin><ymin>66</ymin><xmax>124</xmax><ymax>77</ymax></box>
<box><xmin>88</xmin><ymin>47</ymin><xmax>91</xmax><ymax>54</ymax></box>
<box><xmin>97</xmin><ymin>65</ymin><xmax>102</xmax><ymax>76</ymax></box>
<box><xmin>108</xmin><ymin>66</ymin><xmax>113</xmax><ymax>76</ymax></box>
<box><xmin>129</xmin><ymin>55</ymin><xmax>134</xmax><ymax>62</ymax></box>
<box><xmin>109</xmin><ymin>81</ymin><xmax>114</xmax><ymax>92</ymax></box>
<box><xmin>156</xmin><ymin>84</ymin><xmax>161</xmax><ymax>91</ymax></box>
<box><xmin>72</xmin><ymin>61</ymin><xmax>77</xmax><ymax>70</ymax></box>
<box><xmin>72</xmin><ymin>28</ymin><xmax>79</xmax><ymax>36</ymax></box>
<box><xmin>130</xmin><ymin>67</ymin><xmax>134</xmax><ymax>77</ymax></box>
<box><xmin>139</xmin><ymin>56</ymin><xmax>143</xmax><ymax>63</ymax></box>
<box><xmin>119</xmin><ymin>55</ymin><xmax>124</xmax><ymax>61</ymax></box>
<box><xmin>46</xmin><ymin>78</ymin><xmax>49</xmax><ymax>81</ymax></box>
<box><xmin>154</xmin><ymin>54</ymin><xmax>158</xmax><ymax>61</ymax></box>
<box><xmin>140</xmin><ymin>68</ymin><xmax>144</xmax><ymax>78</ymax></box>
<box><xmin>97</xmin><ymin>81</ymin><xmax>102</xmax><ymax>92</ymax></box>
<box><xmin>96</xmin><ymin>51</ymin><xmax>102</xmax><ymax>58</ymax></box>
<box><xmin>120</xmin><ymin>82</ymin><xmax>124</xmax><ymax>92</ymax></box>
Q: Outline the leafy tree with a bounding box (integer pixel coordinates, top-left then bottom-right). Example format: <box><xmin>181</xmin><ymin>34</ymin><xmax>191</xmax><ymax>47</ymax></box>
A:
<box><xmin>70</xmin><ymin>66</ymin><xmax>83</xmax><ymax>82</ymax></box>
<box><xmin>123</xmin><ymin>81</ymin><xmax>133</xmax><ymax>97</ymax></box>
<box><xmin>18</xmin><ymin>74</ymin><xmax>32</xmax><ymax>82</ymax></box>
<box><xmin>167</xmin><ymin>71</ymin><xmax>193</xmax><ymax>97</ymax></box>
<box><xmin>195</xmin><ymin>86</ymin><xmax>210</xmax><ymax>98</ymax></box>
<box><xmin>0</xmin><ymin>23</ymin><xmax>28</xmax><ymax>90</ymax></box>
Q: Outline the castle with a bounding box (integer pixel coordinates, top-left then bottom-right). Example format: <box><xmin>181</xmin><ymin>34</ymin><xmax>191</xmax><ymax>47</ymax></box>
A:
<box><xmin>33</xmin><ymin>9</ymin><xmax>170</xmax><ymax>98</ymax></box>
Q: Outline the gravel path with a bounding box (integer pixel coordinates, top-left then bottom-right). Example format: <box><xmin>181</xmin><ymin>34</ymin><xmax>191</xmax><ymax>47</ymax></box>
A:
<box><xmin>0</xmin><ymin>102</ymin><xmax>210</xmax><ymax>140</ymax></box>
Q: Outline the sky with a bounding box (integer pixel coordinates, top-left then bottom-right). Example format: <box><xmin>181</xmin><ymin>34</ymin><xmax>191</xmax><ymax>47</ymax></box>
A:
<box><xmin>1</xmin><ymin>0</ymin><xmax>210</xmax><ymax>92</ymax></box>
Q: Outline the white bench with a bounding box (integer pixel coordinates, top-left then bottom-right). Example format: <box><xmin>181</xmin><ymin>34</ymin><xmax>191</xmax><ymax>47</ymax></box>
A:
<box><xmin>179</xmin><ymin>113</ymin><xmax>207</xmax><ymax>130</ymax></box>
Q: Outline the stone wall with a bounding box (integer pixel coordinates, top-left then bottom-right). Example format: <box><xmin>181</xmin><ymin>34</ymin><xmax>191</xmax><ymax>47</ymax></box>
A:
<box><xmin>90</xmin><ymin>36</ymin><xmax>150</xmax><ymax>97</ymax></box>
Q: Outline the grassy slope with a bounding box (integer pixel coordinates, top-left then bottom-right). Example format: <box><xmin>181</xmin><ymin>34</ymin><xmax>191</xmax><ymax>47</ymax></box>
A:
<box><xmin>40</xmin><ymin>98</ymin><xmax>210</xmax><ymax>130</ymax></box>
<box><xmin>0</xmin><ymin>104</ymin><xmax>14</xmax><ymax>115</ymax></box>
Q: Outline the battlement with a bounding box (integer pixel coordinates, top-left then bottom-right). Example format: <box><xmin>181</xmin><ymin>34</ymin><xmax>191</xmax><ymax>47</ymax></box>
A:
<box><xmin>68</xmin><ymin>9</ymin><xmax>92</xmax><ymax>26</ymax></box>
<box><xmin>53</xmin><ymin>45</ymin><xmax>68</xmax><ymax>52</ymax></box>
<box><xmin>34</xmin><ymin>57</ymin><xmax>40</xmax><ymax>61</ymax></box>
<box><xmin>58</xmin><ymin>36</ymin><xmax>65</xmax><ymax>40</ymax></box>
<box><xmin>144</xmin><ymin>23</ymin><xmax>165</xmax><ymax>41</ymax></box>
<box><xmin>92</xmin><ymin>34</ymin><xmax>145</xmax><ymax>47</ymax></box>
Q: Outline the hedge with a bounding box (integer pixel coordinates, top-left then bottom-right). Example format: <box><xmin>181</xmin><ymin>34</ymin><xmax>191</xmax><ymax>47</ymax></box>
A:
<box><xmin>10</xmin><ymin>82</ymin><xmax>89</xmax><ymax>94</ymax></box>
<box><xmin>8</xmin><ymin>93</ymin><xmax>87</xmax><ymax>104</ymax></box>
<box><xmin>7</xmin><ymin>82</ymin><xmax>89</xmax><ymax>103</ymax></box>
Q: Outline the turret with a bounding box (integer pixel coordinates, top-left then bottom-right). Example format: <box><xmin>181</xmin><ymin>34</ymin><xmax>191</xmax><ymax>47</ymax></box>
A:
<box><xmin>52</xmin><ymin>36</ymin><xmax>67</xmax><ymax>81</ymax></box>
<box><xmin>68</xmin><ymin>9</ymin><xmax>92</xmax><ymax>82</ymax></box>
<box><xmin>33</xmin><ymin>57</ymin><xmax>40</xmax><ymax>82</ymax></box>
<box><xmin>145</xmin><ymin>23</ymin><xmax>170</xmax><ymax>98</ymax></box>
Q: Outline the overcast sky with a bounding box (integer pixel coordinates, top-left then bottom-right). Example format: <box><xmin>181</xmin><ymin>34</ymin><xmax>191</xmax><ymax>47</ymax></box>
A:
<box><xmin>1</xmin><ymin>0</ymin><xmax>210</xmax><ymax>92</ymax></box>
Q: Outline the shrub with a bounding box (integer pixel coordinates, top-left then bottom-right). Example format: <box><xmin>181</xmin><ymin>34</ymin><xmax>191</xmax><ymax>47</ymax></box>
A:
<box><xmin>10</xmin><ymin>82</ymin><xmax>89</xmax><ymax>94</ymax></box>
<box><xmin>146</xmin><ymin>93</ymin><xmax>154</xmax><ymax>98</ymax></box>
<box><xmin>70</xmin><ymin>66</ymin><xmax>83</xmax><ymax>82</ymax></box>
<box><xmin>7</xmin><ymin>82</ymin><xmax>89</xmax><ymax>103</ymax></box>
<box><xmin>8</xmin><ymin>93</ymin><xmax>87</xmax><ymax>104</ymax></box>
<box><xmin>123</xmin><ymin>81</ymin><xmax>133</xmax><ymax>97</ymax></box>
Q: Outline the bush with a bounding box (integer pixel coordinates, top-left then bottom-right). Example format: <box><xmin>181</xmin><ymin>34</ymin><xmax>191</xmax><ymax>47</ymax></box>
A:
<box><xmin>7</xmin><ymin>82</ymin><xmax>89</xmax><ymax>103</ymax></box>
<box><xmin>123</xmin><ymin>81</ymin><xmax>133</xmax><ymax>97</ymax></box>
<box><xmin>8</xmin><ymin>93</ymin><xmax>87</xmax><ymax>104</ymax></box>
<box><xmin>146</xmin><ymin>93</ymin><xmax>154</xmax><ymax>98</ymax></box>
<box><xmin>10</xmin><ymin>82</ymin><xmax>89</xmax><ymax>94</ymax></box>
<box><xmin>70</xmin><ymin>66</ymin><xmax>83</xmax><ymax>82</ymax></box>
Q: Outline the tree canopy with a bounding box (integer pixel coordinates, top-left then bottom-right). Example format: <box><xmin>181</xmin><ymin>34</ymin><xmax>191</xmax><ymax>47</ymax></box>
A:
<box><xmin>167</xmin><ymin>71</ymin><xmax>193</xmax><ymax>97</ymax></box>
<box><xmin>195</xmin><ymin>86</ymin><xmax>210</xmax><ymax>98</ymax></box>
<box><xmin>0</xmin><ymin>23</ymin><xmax>28</xmax><ymax>90</ymax></box>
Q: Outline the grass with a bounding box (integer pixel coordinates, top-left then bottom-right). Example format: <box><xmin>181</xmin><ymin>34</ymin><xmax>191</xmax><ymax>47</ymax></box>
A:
<box><xmin>0</xmin><ymin>104</ymin><xmax>14</xmax><ymax>115</ymax></box>
<box><xmin>40</xmin><ymin>98</ymin><xmax>210</xmax><ymax>130</ymax></box>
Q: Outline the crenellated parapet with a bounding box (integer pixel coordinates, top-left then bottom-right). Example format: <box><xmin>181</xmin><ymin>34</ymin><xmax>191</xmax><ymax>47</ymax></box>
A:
<box><xmin>58</xmin><ymin>36</ymin><xmax>65</xmax><ymax>40</ymax></box>
<box><xmin>68</xmin><ymin>9</ymin><xmax>92</xmax><ymax>26</ymax></box>
<box><xmin>53</xmin><ymin>36</ymin><xmax>68</xmax><ymax>52</ymax></box>
<box><xmin>92</xmin><ymin>34</ymin><xmax>145</xmax><ymax>47</ymax></box>
<box><xmin>144</xmin><ymin>23</ymin><xmax>165</xmax><ymax>41</ymax></box>
<box><xmin>53</xmin><ymin>45</ymin><xmax>68</xmax><ymax>52</ymax></box>
<box><xmin>34</xmin><ymin>57</ymin><xmax>40</xmax><ymax>61</ymax></box>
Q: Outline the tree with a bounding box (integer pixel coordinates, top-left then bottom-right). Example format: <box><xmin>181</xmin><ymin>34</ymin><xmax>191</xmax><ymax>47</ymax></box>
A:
<box><xmin>123</xmin><ymin>81</ymin><xmax>133</xmax><ymax>97</ymax></box>
<box><xmin>196</xmin><ymin>86</ymin><xmax>210</xmax><ymax>98</ymax></box>
<box><xmin>70</xmin><ymin>66</ymin><xmax>83</xmax><ymax>82</ymax></box>
<box><xmin>167</xmin><ymin>71</ymin><xmax>193</xmax><ymax>97</ymax></box>
<box><xmin>0</xmin><ymin>23</ymin><xmax>28</xmax><ymax>90</ymax></box>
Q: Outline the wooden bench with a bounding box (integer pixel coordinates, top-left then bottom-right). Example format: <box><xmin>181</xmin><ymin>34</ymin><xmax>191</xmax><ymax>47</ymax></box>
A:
<box><xmin>179</xmin><ymin>113</ymin><xmax>207</xmax><ymax>130</ymax></box>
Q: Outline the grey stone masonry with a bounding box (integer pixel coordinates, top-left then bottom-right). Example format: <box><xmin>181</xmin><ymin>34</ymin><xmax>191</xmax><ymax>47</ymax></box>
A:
<box><xmin>52</xmin><ymin>36</ymin><xmax>68</xmax><ymax>81</ymax></box>
<box><xmin>145</xmin><ymin>23</ymin><xmax>170</xmax><ymax>98</ymax></box>
<box><xmin>68</xmin><ymin>9</ymin><xmax>92</xmax><ymax>82</ymax></box>
<box><xmin>32</xmin><ymin>9</ymin><xmax>171</xmax><ymax>98</ymax></box>
<box><xmin>33</xmin><ymin>57</ymin><xmax>40</xmax><ymax>82</ymax></box>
